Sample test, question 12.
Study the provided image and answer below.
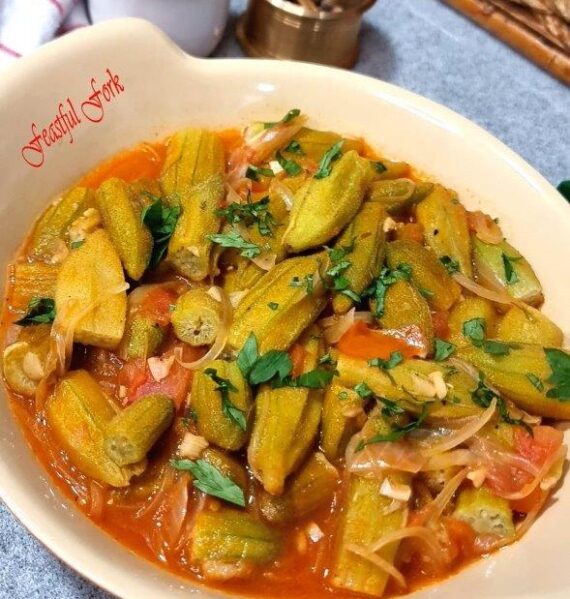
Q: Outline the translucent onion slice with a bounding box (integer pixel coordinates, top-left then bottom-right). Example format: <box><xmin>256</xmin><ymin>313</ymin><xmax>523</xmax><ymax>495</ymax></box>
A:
<box><xmin>234</xmin><ymin>222</ymin><xmax>276</xmax><ymax>272</ymax></box>
<box><xmin>368</xmin><ymin>526</ymin><xmax>444</xmax><ymax>564</ymax></box>
<box><xmin>422</xmin><ymin>467</ymin><xmax>469</xmax><ymax>525</ymax></box>
<box><xmin>500</xmin><ymin>445</ymin><xmax>567</xmax><ymax>501</ymax></box>
<box><xmin>87</xmin><ymin>480</ymin><xmax>106</xmax><ymax>521</ymax></box>
<box><xmin>175</xmin><ymin>285</ymin><xmax>232</xmax><ymax>370</ymax></box>
<box><xmin>422</xmin><ymin>449</ymin><xmax>476</xmax><ymax>471</ymax></box>
<box><xmin>270</xmin><ymin>179</ymin><xmax>295</xmax><ymax>211</ymax></box>
<box><xmin>347</xmin><ymin>435</ymin><xmax>426</xmax><ymax>475</ymax></box>
<box><xmin>422</xmin><ymin>399</ymin><xmax>497</xmax><ymax>456</ymax></box>
<box><xmin>452</xmin><ymin>272</ymin><xmax>513</xmax><ymax>305</ymax></box>
<box><xmin>346</xmin><ymin>544</ymin><xmax>406</xmax><ymax>589</ymax></box>
<box><xmin>468</xmin><ymin>210</ymin><xmax>504</xmax><ymax>244</ymax></box>
<box><xmin>248</xmin><ymin>117</ymin><xmax>307</xmax><ymax>164</ymax></box>
<box><xmin>319</xmin><ymin>309</ymin><xmax>360</xmax><ymax>344</ymax></box>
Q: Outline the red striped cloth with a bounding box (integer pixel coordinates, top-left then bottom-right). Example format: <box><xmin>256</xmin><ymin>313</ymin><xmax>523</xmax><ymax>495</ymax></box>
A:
<box><xmin>0</xmin><ymin>0</ymin><xmax>89</xmax><ymax>69</ymax></box>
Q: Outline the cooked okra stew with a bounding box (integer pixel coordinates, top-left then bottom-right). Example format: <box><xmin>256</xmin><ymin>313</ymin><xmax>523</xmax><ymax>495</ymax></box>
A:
<box><xmin>3</xmin><ymin>109</ymin><xmax>570</xmax><ymax>598</ymax></box>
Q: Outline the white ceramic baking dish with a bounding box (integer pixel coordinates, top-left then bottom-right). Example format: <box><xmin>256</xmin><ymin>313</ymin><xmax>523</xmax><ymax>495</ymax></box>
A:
<box><xmin>0</xmin><ymin>17</ymin><xmax>569</xmax><ymax>599</ymax></box>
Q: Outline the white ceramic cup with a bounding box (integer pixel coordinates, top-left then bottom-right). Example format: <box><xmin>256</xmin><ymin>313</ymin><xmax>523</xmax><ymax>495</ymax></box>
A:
<box><xmin>88</xmin><ymin>0</ymin><xmax>230</xmax><ymax>56</ymax></box>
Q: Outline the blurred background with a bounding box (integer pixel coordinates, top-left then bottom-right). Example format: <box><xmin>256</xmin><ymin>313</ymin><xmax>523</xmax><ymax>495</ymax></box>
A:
<box><xmin>0</xmin><ymin>2</ymin><xmax>568</xmax><ymax>595</ymax></box>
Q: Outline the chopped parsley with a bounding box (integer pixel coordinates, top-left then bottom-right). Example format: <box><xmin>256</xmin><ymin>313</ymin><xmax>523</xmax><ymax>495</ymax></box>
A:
<box><xmin>365</xmin><ymin>264</ymin><xmax>412</xmax><ymax>318</ymax></box>
<box><xmin>545</xmin><ymin>348</ymin><xmax>570</xmax><ymax>400</ymax></box>
<box><xmin>249</xmin><ymin>350</ymin><xmax>293</xmax><ymax>385</ymax></box>
<box><xmin>273</xmin><ymin>368</ymin><xmax>335</xmax><ymax>390</ymax></box>
<box><xmin>204</xmin><ymin>368</ymin><xmax>246</xmax><ymax>431</ymax></box>
<box><xmin>245</xmin><ymin>165</ymin><xmax>274</xmax><ymax>181</ymax></box>
<box><xmin>170</xmin><ymin>459</ymin><xmax>245</xmax><ymax>506</ymax></box>
<box><xmin>356</xmin><ymin>404</ymin><xmax>428</xmax><ymax>450</ymax></box>
<box><xmin>434</xmin><ymin>338</ymin><xmax>456</xmax><ymax>361</ymax></box>
<box><xmin>526</xmin><ymin>373</ymin><xmax>544</xmax><ymax>392</ymax></box>
<box><xmin>378</xmin><ymin>397</ymin><xmax>405</xmax><ymax>417</ymax></box>
<box><xmin>141</xmin><ymin>197</ymin><xmax>181</xmax><ymax>268</ymax></box>
<box><xmin>440</xmin><ymin>255</ymin><xmax>460</xmax><ymax>274</ymax></box>
<box><xmin>276</xmin><ymin>150</ymin><xmax>302</xmax><ymax>176</ymax></box>
<box><xmin>268</xmin><ymin>302</ymin><xmax>279</xmax><ymax>311</ymax></box>
<box><xmin>207</xmin><ymin>230</ymin><xmax>261</xmax><ymax>259</ymax></box>
<box><xmin>215</xmin><ymin>197</ymin><xmax>275</xmax><ymax>236</ymax></box>
<box><xmin>368</xmin><ymin>351</ymin><xmax>404</xmax><ymax>370</ymax></box>
<box><xmin>290</xmin><ymin>274</ymin><xmax>314</xmax><ymax>294</ymax></box>
<box><xmin>354</xmin><ymin>382</ymin><xmax>373</xmax><ymax>398</ymax></box>
<box><xmin>15</xmin><ymin>297</ymin><xmax>56</xmax><ymax>326</ymax></box>
<box><xmin>502</xmin><ymin>252</ymin><xmax>521</xmax><ymax>285</ymax></box>
<box><xmin>284</xmin><ymin>140</ymin><xmax>304</xmax><ymax>155</ymax></box>
<box><xmin>462</xmin><ymin>318</ymin><xmax>512</xmax><ymax>356</ymax></box>
<box><xmin>314</xmin><ymin>141</ymin><xmax>344</xmax><ymax>179</ymax></box>
<box><xmin>70</xmin><ymin>239</ymin><xmax>84</xmax><ymax>249</ymax></box>
<box><xmin>373</xmin><ymin>161</ymin><xmax>387</xmax><ymax>174</ymax></box>
<box><xmin>263</xmin><ymin>108</ymin><xmax>301</xmax><ymax>129</ymax></box>
<box><xmin>319</xmin><ymin>352</ymin><xmax>336</xmax><ymax>366</ymax></box>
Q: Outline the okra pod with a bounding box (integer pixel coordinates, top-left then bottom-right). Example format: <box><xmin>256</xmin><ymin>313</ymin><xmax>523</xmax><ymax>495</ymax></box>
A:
<box><xmin>453</xmin><ymin>486</ymin><xmax>515</xmax><ymax>537</ymax></box>
<box><xmin>368</xmin><ymin>179</ymin><xmax>434</xmax><ymax>215</ymax></box>
<box><xmin>496</xmin><ymin>305</ymin><xmax>563</xmax><ymax>347</ymax></box>
<box><xmin>259</xmin><ymin>452</ymin><xmax>338</xmax><ymax>524</ymax></box>
<box><xmin>55</xmin><ymin>229</ymin><xmax>127</xmax><ymax>350</ymax></box>
<box><xmin>368</xmin><ymin>159</ymin><xmax>410</xmax><ymax>181</ymax></box>
<box><xmin>416</xmin><ymin>185</ymin><xmax>472</xmax><ymax>278</ymax></box>
<box><xmin>29</xmin><ymin>187</ymin><xmax>94</xmax><ymax>260</ymax></box>
<box><xmin>161</xmin><ymin>129</ymin><xmax>225</xmax><ymax>204</ymax></box>
<box><xmin>95</xmin><ymin>178</ymin><xmax>153</xmax><ymax>280</ymax></box>
<box><xmin>335</xmin><ymin>352</ymin><xmax>483</xmax><ymax>419</ymax></box>
<box><xmin>473</xmin><ymin>236</ymin><xmax>543</xmax><ymax>305</ymax></box>
<box><xmin>386</xmin><ymin>240</ymin><xmax>460</xmax><ymax>311</ymax></box>
<box><xmin>321</xmin><ymin>383</ymin><xmax>366</xmax><ymax>461</ymax></box>
<box><xmin>47</xmin><ymin>370</ymin><xmax>145</xmax><ymax>486</ymax></box>
<box><xmin>331</xmin><ymin>473</ymin><xmax>408</xmax><ymax>596</ymax></box>
<box><xmin>376</xmin><ymin>278</ymin><xmax>434</xmax><ymax>351</ymax></box>
<box><xmin>190</xmin><ymin>509</ymin><xmax>282</xmax><ymax>569</ymax></box>
<box><xmin>228</xmin><ymin>253</ymin><xmax>328</xmax><ymax>353</ymax></box>
<box><xmin>167</xmin><ymin>174</ymin><xmax>225</xmax><ymax>281</ymax></box>
<box><xmin>448</xmin><ymin>297</ymin><xmax>498</xmax><ymax>346</ymax></box>
<box><xmin>104</xmin><ymin>393</ymin><xmax>175</xmax><ymax>466</ymax></box>
<box><xmin>282</xmin><ymin>151</ymin><xmax>370</xmax><ymax>252</ymax></box>
<box><xmin>332</xmin><ymin>202</ymin><xmax>386</xmax><ymax>314</ymax></box>
<box><xmin>291</xmin><ymin>127</ymin><xmax>363</xmax><ymax>163</ymax></box>
<box><xmin>171</xmin><ymin>288</ymin><xmax>222</xmax><ymax>346</ymax></box>
<box><xmin>457</xmin><ymin>343</ymin><xmax>570</xmax><ymax>419</ymax></box>
<box><xmin>192</xmin><ymin>359</ymin><xmax>252</xmax><ymax>450</ymax></box>
<box><xmin>8</xmin><ymin>262</ymin><xmax>59</xmax><ymax>310</ymax></box>
<box><xmin>118</xmin><ymin>316</ymin><xmax>164</xmax><ymax>361</ymax></box>
<box><xmin>248</xmin><ymin>329</ymin><xmax>324</xmax><ymax>495</ymax></box>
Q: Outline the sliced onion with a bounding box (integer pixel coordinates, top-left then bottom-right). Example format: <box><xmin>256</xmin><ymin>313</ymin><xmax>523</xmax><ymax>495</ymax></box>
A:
<box><xmin>87</xmin><ymin>480</ymin><xmax>106</xmax><ymax>520</ymax></box>
<box><xmin>347</xmin><ymin>435</ymin><xmax>426</xmax><ymax>475</ymax></box>
<box><xmin>136</xmin><ymin>466</ymin><xmax>176</xmax><ymax>519</ymax></box>
<box><xmin>422</xmin><ymin>467</ymin><xmax>469</xmax><ymax>525</ymax></box>
<box><xmin>233</xmin><ymin>222</ymin><xmax>276</xmax><ymax>272</ymax></box>
<box><xmin>452</xmin><ymin>272</ymin><xmax>513</xmax><ymax>305</ymax></box>
<box><xmin>422</xmin><ymin>449</ymin><xmax>476</xmax><ymax>471</ymax></box>
<box><xmin>347</xmin><ymin>544</ymin><xmax>406</xmax><ymax>589</ymax></box>
<box><xmin>320</xmin><ymin>308</ymin><xmax>355</xmax><ymax>344</ymax></box>
<box><xmin>248</xmin><ymin>117</ymin><xmax>307</xmax><ymax>164</ymax></box>
<box><xmin>422</xmin><ymin>399</ymin><xmax>497</xmax><ymax>456</ymax></box>
<box><xmin>499</xmin><ymin>445</ymin><xmax>566</xmax><ymax>501</ymax></box>
<box><xmin>270</xmin><ymin>179</ymin><xmax>295</xmax><ymax>211</ymax></box>
<box><xmin>468</xmin><ymin>435</ymin><xmax>540</xmax><ymax>477</ymax></box>
<box><xmin>368</xmin><ymin>526</ymin><xmax>443</xmax><ymax>564</ymax></box>
<box><xmin>468</xmin><ymin>210</ymin><xmax>504</xmax><ymax>244</ymax></box>
<box><xmin>175</xmin><ymin>285</ymin><xmax>232</xmax><ymax>370</ymax></box>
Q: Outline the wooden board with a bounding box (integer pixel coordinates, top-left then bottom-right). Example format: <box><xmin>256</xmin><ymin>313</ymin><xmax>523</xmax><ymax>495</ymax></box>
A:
<box><xmin>443</xmin><ymin>0</ymin><xmax>570</xmax><ymax>84</ymax></box>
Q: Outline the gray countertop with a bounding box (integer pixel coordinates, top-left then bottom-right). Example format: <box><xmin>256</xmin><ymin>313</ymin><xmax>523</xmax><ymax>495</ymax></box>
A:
<box><xmin>1</xmin><ymin>1</ymin><xmax>568</xmax><ymax>597</ymax></box>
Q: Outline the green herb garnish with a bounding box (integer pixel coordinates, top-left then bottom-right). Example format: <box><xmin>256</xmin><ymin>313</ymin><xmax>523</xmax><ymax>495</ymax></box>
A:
<box><xmin>545</xmin><ymin>348</ymin><xmax>570</xmax><ymax>400</ymax></box>
<box><xmin>368</xmin><ymin>351</ymin><xmax>404</xmax><ymax>371</ymax></box>
<box><xmin>526</xmin><ymin>373</ymin><xmax>544</xmax><ymax>392</ymax></box>
<box><xmin>141</xmin><ymin>197</ymin><xmax>181</xmax><ymax>268</ymax></box>
<box><xmin>268</xmin><ymin>302</ymin><xmax>279</xmax><ymax>311</ymax></box>
<box><xmin>70</xmin><ymin>239</ymin><xmax>84</xmax><ymax>249</ymax></box>
<box><xmin>207</xmin><ymin>230</ymin><xmax>261</xmax><ymax>259</ymax></box>
<box><xmin>276</xmin><ymin>150</ymin><xmax>302</xmax><ymax>176</ymax></box>
<box><xmin>439</xmin><ymin>255</ymin><xmax>460</xmax><ymax>274</ymax></box>
<box><xmin>364</xmin><ymin>264</ymin><xmax>412</xmax><ymax>318</ymax></box>
<box><xmin>373</xmin><ymin>161</ymin><xmax>387</xmax><ymax>174</ymax></box>
<box><xmin>356</xmin><ymin>404</ymin><xmax>428</xmax><ymax>450</ymax></box>
<box><xmin>15</xmin><ymin>297</ymin><xmax>56</xmax><ymax>326</ymax></box>
<box><xmin>354</xmin><ymin>382</ymin><xmax>373</xmax><ymax>398</ymax></box>
<box><xmin>204</xmin><ymin>368</ymin><xmax>246</xmax><ymax>431</ymax></box>
<box><xmin>462</xmin><ymin>318</ymin><xmax>512</xmax><ymax>356</ymax></box>
<box><xmin>249</xmin><ymin>350</ymin><xmax>293</xmax><ymax>385</ymax></box>
<box><xmin>245</xmin><ymin>165</ymin><xmax>275</xmax><ymax>181</ymax></box>
<box><xmin>378</xmin><ymin>397</ymin><xmax>405</xmax><ymax>417</ymax></box>
<box><xmin>434</xmin><ymin>338</ymin><xmax>456</xmax><ymax>361</ymax></box>
<box><xmin>263</xmin><ymin>108</ymin><xmax>301</xmax><ymax>129</ymax></box>
<box><xmin>314</xmin><ymin>141</ymin><xmax>344</xmax><ymax>179</ymax></box>
<box><xmin>170</xmin><ymin>459</ymin><xmax>245</xmax><ymax>506</ymax></box>
<box><xmin>284</xmin><ymin>140</ymin><xmax>304</xmax><ymax>155</ymax></box>
<box><xmin>502</xmin><ymin>253</ymin><xmax>521</xmax><ymax>285</ymax></box>
<box><xmin>215</xmin><ymin>197</ymin><xmax>275</xmax><ymax>236</ymax></box>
